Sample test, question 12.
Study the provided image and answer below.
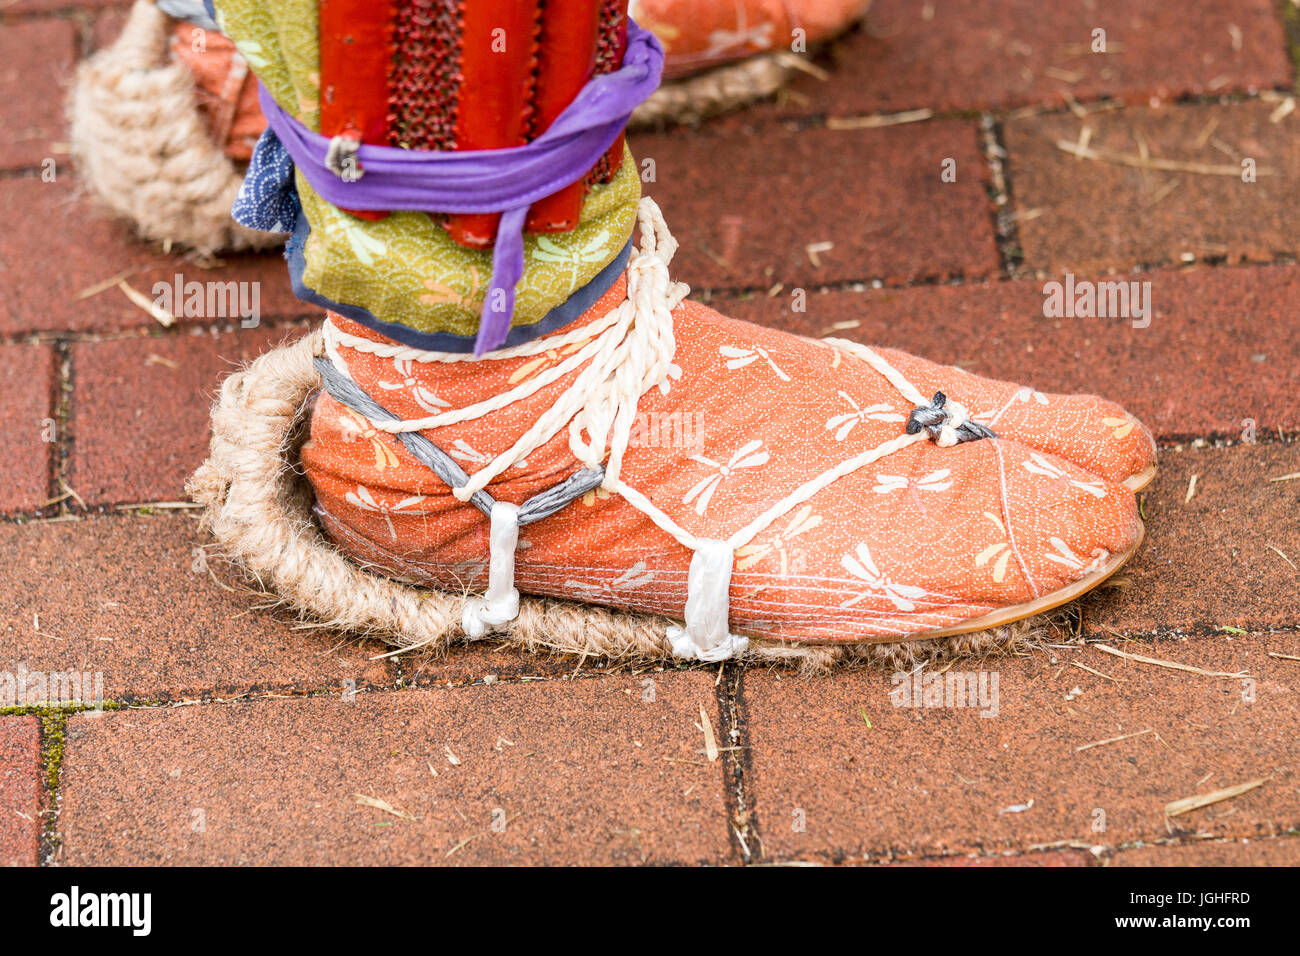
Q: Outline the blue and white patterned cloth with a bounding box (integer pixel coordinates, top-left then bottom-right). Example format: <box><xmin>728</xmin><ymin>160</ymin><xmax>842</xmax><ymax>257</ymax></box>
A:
<box><xmin>231</xmin><ymin>128</ymin><xmax>300</xmax><ymax>234</ymax></box>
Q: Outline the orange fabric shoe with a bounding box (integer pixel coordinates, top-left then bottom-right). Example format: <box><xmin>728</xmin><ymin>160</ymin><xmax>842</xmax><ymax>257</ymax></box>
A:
<box><xmin>170</xmin><ymin>22</ymin><xmax>264</xmax><ymax>162</ymax></box>
<box><xmin>632</xmin><ymin>0</ymin><xmax>872</xmax><ymax>77</ymax></box>
<box><xmin>300</xmin><ymin>201</ymin><xmax>1154</xmax><ymax>659</ymax></box>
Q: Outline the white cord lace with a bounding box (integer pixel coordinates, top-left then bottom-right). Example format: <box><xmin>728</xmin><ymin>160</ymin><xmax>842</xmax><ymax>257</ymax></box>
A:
<box><xmin>325</xmin><ymin>199</ymin><xmax>686</xmax><ymax>503</ymax></box>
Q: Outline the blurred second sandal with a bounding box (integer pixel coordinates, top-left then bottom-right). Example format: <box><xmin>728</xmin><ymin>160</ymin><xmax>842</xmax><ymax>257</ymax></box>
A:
<box><xmin>190</xmin><ymin>0</ymin><xmax>1157</xmax><ymax>667</ymax></box>
<box><xmin>69</xmin><ymin>0</ymin><xmax>284</xmax><ymax>256</ymax></box>
<box><xmin>630</xmin><ymin>0</ymin><xmax>873</xmax><ymax>122</ymax></box>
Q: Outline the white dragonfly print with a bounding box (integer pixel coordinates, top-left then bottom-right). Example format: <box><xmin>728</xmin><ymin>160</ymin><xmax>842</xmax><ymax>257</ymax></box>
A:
<box><xmin>1102</xmin><ymin>415</ymin><xmax>1139</xmax><ymax>439</ymax></box>
<box><xmin>839</xmin><ymin>543</ymin><xmax>928</xmax><ymax>612</ymax></box>
<box><xmin>825</xmin><ymin>391</ymin><xmax>905</xmax><ymax>440</ymax></box>
<box><xmin>1044</xmin><ymin>537</ymin><xmax>1109</xmax><ymax>574</ymax></box>
<box><xmin>377</xmin><ymin>357</ymin><xmax>451</xmax><ymax>413</ymax></box>
<box><xmin>446</xmin><ymin>438</ymin><xmax>528</xmax><ymax>471</ymax></box>
<box><xmin>532</xmin><ymin>229</ymin><xmax>612</xmax><ymax>285</ymax></box>
<box><xmin>565</xmin><ymin>561</ymin><xmax>656</xmax><ymax>603</ymax></box>
<box><xmin>344</xmin><ymin>485</ymin><xmax>428</xmax><ymax>541</ymax></box>
<box><xmin>872</xmin><ymin>468</ymin><xmax>954</xmax><ymax>494</ymax></box>
<box><xmin>719</xmin><ymin>344</ymin><xmax>790</xmax><ymax>382</ymax></box>
<box><xmin>974</xmin><ymin>511</ymin><xmax>1014</xmax><ymax>583</ymax></box>
<box><xmin>328</xmin><ymin>216</ymin><xmax>386</xmax><ymax>267</ymax></box>
<box><xmin>734</xmin><ymin>505</ymin><xmax>822</xmax><ymax>575</ymax></box>
<box><xmin>336</xmin><ymin>406</ymin><xmax>400</xmax><ymax>470</ymax></box>
<box><xmin>1022</xmin><ymin>452</ymin><xmax>1106</xmax><ymax>498</ymax></box>
<box><xmin>682</xmin><ymin>439</ymin><xmax>770</xmax><ymax>516</ymax></box>
<box><xmin>704</xmin><ymin>3</ymin><xmax>775</xmax><ymax>56</ymax></box>
<box><xmin>977</xmin><ymin>386</ymin><xmax>1049</xmax><ymax>428</ymax></box>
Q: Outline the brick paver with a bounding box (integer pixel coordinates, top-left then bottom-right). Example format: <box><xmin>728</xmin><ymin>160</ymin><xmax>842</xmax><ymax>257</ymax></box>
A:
<box><xmin>0</xmin><ymin>344</ymin><xmax>57</xmax><ymax>516</ymax></box>
<box><xmin>0</xmin><ymin>177</ymin><xmax>300</xmax><ymax>338</ymax></box>
<box><xmin>716</xmin><ymin>262</ymin><xmax>1300</xmax><ymax>442</ymax></box>
<box><xmin>879</xmin><ymin>848</ymin><xmax>1094</xmax><ymax>866</ymax></box>
<box><xmin>2</xmin><ymin>0</ymin><xmax>126</xmax><ymax>15</ymax></box>
<box><xmin>741</xmin><ymin>632</ymin><xmax>1299</xmax><ymax>863</ymax></box>
<box><xmin>57</xmin><ymin>674</ymin><xmax>734</xmax><ymax>865</ymax></box>
<box><xmin>0</xmin><ymin>716</ymin><xmax>43</xmax><ymax>867</ymax></box>
<box><xmin>1005</xmin><ymin>100</ymin><xmax>1300</xmax><ymax>274</ymax></box>
<box><xmin>68</xmin><ymin>325</ymin><xmax>303</xmax><ymax>507</ymax></box>
<box><xmin>1107</xmin><ymin>836</ymin><xmax>1300</xmax><ymax>866</ymax></box>
<box><xmin>784</xmin><ymin>0</ymin><xmax>1292</xmax><ymax>117</ymax></box>
<box><xmin>630</xmin><ymin>115</ymin><xmax>998</xmax><ymax>291</ymax></box>
<box><xmin>1081</xmin><ymin>441</ymin><xmax>1300</xmax><ymax>635</ymax></box>
<box><xmin>0</xmin><ymin>514</ymin><xmax>394</xmax><ymax>702</ymax></box>
<box><xmin>0</xmin><ymin>18</ymin><xmax>77</xmax><ymax>172</ymax></box>
<box><xmin>90</xmin><ymin>5</ymin><xmax>130</xmax><ymax>51</ymax></box>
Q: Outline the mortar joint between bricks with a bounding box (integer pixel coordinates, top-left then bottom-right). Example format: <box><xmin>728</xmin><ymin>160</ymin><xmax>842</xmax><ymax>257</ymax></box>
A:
<box><xmin>716</xmin><ymin>662</ymin><xmax>763</xmax><ymax>864</ymax></box>
<box><xmin>44</xmin><ymin>339</ymin><xmax>75</xmax><ymax>520</ymax></box>
<box><xmin>37</xmin><ymin>709</ymin><xmax>69</xmax><ymax>866</ymax></box>
<box><xmin>978</xmin><ymin>113</ymin><xmax>1026</xmax><ymax>281</ymax></box>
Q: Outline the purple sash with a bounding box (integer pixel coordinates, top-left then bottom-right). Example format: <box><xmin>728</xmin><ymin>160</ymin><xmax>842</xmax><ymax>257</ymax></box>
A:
<box><xmin>258</xmin><ymin>21</ymin><xmax>663</xmax><ymax>354</ymax></box>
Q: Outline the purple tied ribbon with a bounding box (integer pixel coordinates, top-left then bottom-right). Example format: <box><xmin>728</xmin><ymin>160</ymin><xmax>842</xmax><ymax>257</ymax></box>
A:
<box><xmin>258</xmin><ymin>21</ymin><xmax>663</xmax><ymax>355</ymax></box>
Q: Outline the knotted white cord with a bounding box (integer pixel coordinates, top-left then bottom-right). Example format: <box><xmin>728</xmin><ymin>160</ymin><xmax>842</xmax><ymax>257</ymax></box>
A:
<box><xmin>323</xmin><ymin>198</ymin><xmax>686</xmax><ymax>503</ymax></box>
<box><xmin>824</xmin><ymin>338</ymin><xmax>981</xmax><ymax>447</ymax></box>
<box><xmin>462</xmin><ymin>501</ymin><xmax>521</xmax><ymax>639</ymax></box>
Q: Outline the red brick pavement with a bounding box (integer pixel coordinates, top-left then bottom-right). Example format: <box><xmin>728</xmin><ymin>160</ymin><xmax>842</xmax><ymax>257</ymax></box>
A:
<box><xmin>1106</xmin><ymin>837</ymin><xmax>1300</xmax><ymax>866</ymax></box>
<box><xmin>631</xmin><ymin>115</ymin><xmax>999</xmax><ymax>290</ymax></box>
<box><xmin>0</xmin><ymin>514</ymin><xmax>395</xmax><ymax>702</ymax></box>
<box><xmin>0</xmin><ymin>18</ymin><xmax>78</xmax><ymax>172</ymax></box>
<box><xmin>1079</xmin><ymin>441</ymin><xmax>1300</xmax><ymax>635</ymax></box>
<box><xmin>0</xmin><ymin>716</ymin><xmax>43</xmax><ymax>867</ymax></box>
<box><xmin>67</xmin><ymin>324</ymin><xmax>305</xmax><ymax>507</ymax></box>
<box><xmin>0</xmin><ymin>177</ymin><xmax>301</xmax><ymax>338</ymax></box>
<box><xmin>57</xmin><ymin>673</ymin><xmax>734</xmax><ymax>865</ymax></box>
<box><xmin>1005</xmin><ymin>100</ymin><xmax>1300</xmax><ymax>274</ymax></box>
<box><xmin>0</xmin><ymin>343</ymin><xmax>57</xmax><ymax>516</ymax></box>
<box><xmin>0</xmin><ymin>0</ymin><xmax>1296</xmax><ymax>867</ymax></box>
<box><xmin>740</xmin><ymin>633</ymin><xmax>1297</xmax><ymax>863</ymax></box>
<box><xmin>783</xmin><ymin>0</ymin><xmax>1293</xmax><ymax>116</ymax></box>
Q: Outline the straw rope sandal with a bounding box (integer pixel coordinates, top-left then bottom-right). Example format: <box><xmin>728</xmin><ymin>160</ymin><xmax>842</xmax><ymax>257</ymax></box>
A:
<box><xmin>629</xmin><ymin>0</ymin><xmax>874</xmax><ymax>126</ymax></box>
<box><xmin>190</xmin><ymin>198</ymin><xmax>1156</xmax><ymax>669</ymax></box>
<box><xmin>68</xmin><ymin>0</ymin><xmax>284</xmax><ymax>256</ymax></box>
<box><xmin>186</xmin><ymin>330</ymin><xmax>1137</xmax><ymax>672</ymax></box>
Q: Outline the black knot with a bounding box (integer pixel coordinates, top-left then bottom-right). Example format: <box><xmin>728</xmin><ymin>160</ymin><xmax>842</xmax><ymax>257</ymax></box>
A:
<box><xmin>906</xmin><ymin>391</ymin><xmax>997</xmax><ymax>444</ymax></box>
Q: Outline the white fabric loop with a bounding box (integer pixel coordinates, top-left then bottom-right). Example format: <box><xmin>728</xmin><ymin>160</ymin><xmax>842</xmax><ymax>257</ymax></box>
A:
<box><xmin>665</xmin><ymin>539</ymin><xmax>750</xmax><ymax>661</ymax></box>
<box><xmin>461</xmin><ymin>501</ymin><xmax>521</xmax><ymax>639</ymax></box>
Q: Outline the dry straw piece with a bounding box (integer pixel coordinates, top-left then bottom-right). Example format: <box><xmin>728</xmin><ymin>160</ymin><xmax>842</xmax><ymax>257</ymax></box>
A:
<box><xmin>188</xmin><ymin>332</ymin><xmax>1047</xmax><ymax>671</ymax></box>
<box><xmin>68</xmin><ymin>0</ymin><xmax>283</xmax><ymax>256</ymax></box>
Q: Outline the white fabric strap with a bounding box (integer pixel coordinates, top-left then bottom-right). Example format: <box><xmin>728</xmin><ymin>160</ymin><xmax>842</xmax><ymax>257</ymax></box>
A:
<box><xmin>461</xmin><ymin>501</ymin><xmax>521</xmax><ymax>638</ymax></box>
<box><xmin>666</xmin><ymin>539</ymin><xmax>750</xmax><ymax>661</ymax></box>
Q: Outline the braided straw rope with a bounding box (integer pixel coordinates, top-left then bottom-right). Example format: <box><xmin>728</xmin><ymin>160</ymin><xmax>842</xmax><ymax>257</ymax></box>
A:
<box><xmin>630</xmin><ymin>51</ymin><xmax>796</xmax><ymax>128</ymax></box>
<box><xmin>187</xmin><ymin>329</ymin><xmax>1044</xmax><ymax>671</ymax></box>
<box><xmin>68</xmin><ymin>0</ymin><xmax>283</xmax><ymax>256</ymax></box>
